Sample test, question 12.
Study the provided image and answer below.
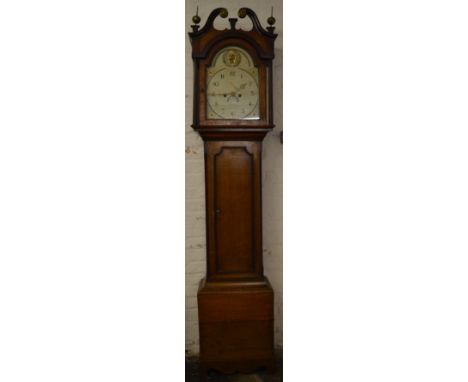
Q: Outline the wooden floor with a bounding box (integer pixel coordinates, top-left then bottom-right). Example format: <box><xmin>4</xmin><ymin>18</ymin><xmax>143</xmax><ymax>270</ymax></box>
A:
<box><xmin>186</xmin><ymin>357</ymin><xmax>283</xmax><ymax>382</ymax></box>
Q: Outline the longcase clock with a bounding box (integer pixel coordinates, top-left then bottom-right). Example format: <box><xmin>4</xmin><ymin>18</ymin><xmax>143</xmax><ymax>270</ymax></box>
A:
<box><xmin>188</xmin><ymin>7</ymin><xmax>278</xmax><ymax>374</ymax></box>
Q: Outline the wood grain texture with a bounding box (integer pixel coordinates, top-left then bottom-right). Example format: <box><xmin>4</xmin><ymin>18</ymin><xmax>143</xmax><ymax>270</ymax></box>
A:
<box><xmin>198</xmin><ymin>278</ymin><xmax>275</xmax><ymax>374</ymax></box>
<box><xmin>214</xmin><ymin>146</ymin><xmax>254</xmax><ymax>274</ymax></box>
<box><xmin>205</xmin><ymin>141</ymin><xmax>263</xmax><ymax>281</ymax></box>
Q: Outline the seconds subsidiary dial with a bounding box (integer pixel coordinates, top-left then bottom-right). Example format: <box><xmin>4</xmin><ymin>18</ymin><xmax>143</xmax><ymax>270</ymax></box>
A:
<box><xmin>206</xmin><ymin>47</ymin><xmax>259</xmax><ymax>120</ymax></box>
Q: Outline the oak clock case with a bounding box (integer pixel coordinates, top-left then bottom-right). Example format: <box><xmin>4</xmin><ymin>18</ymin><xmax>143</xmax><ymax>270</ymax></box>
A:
<box><xmin>189</xmin><ymin>8</ymin><xmax>278</xmax><ymax>374</ymax></box>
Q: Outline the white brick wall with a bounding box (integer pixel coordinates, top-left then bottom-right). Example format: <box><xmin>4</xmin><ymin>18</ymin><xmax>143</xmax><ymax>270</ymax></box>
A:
<box><xmin>185</xmin><ymin>0</ymin><xmax>283</xmax><ymax>355</ymax></box>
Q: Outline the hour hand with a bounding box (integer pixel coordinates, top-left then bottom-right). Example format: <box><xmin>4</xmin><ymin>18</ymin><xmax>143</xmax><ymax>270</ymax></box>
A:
<box><xmin>229</xmin><ymin>81</ymin><xmax>240</xmax><ymax>91</ymax></box>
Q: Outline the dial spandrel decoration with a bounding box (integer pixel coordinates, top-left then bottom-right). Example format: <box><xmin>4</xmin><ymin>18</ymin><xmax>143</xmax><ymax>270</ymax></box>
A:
<box><xmin>206</xmin><ymin>46</ymin><xmax>260</xmax><ymax>120</ymax></box>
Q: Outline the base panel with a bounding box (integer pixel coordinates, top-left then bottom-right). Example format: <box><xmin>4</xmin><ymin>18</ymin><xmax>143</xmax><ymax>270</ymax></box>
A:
<box><xmin>197</xmin><ymin>278</ymin><xmax>275</xmax><ymax>374</ymax></box>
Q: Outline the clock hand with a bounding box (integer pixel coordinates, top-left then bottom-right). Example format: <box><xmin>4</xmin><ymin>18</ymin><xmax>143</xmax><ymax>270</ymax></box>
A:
<box><xmin>226</xmin><ymin>90</ymin><xmax>241</xmax><ymax>102</ymax></box>
<box><xmin>229</xmin><ymin>81</ymin><xmax>240</xmax><ymax>92</ymax></box>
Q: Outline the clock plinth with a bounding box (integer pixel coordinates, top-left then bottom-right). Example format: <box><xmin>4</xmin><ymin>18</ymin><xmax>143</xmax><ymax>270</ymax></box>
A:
<box><xmin>189</xmin><ymin>7</ymin><xmax>278</xmax><ymax>374</ymax></box>
<box><xmin>198</xmin><ymin>278</ymin><xmax>275</xmax><ymax>374</ymax></box>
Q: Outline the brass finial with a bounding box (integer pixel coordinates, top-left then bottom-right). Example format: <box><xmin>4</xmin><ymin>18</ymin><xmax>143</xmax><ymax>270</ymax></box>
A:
<box><xmin>219</xmin><ymin>8</ymin><xmax>228</xmax><ymax>18</ymax></box>
<box><xmin>192</xmin><ymin>6</ymin><xmax>201</xmax><ymax>24</ymax></box>
<box><xmin>267</xmin><ymin>7</ymin><xmax>276</xmax><ymax>26</ymax></box>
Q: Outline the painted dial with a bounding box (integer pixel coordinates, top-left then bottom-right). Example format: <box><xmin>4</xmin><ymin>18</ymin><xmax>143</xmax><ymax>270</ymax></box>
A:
<box><xmin>206</xmin><ymin>47</ymin><xmax>259</xmax><ymax>120</ymax></box>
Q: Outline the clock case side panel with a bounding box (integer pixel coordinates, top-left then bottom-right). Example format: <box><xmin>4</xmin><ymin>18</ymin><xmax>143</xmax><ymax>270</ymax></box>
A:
<box><xmin>192</xmin><ymin>60</ymin><xmax>200</xmax><ymax>126</ymax></box>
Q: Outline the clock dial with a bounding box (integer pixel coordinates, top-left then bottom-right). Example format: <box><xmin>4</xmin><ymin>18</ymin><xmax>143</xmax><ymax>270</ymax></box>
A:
<box><xmin>206</xmin><ymin>47</ymin><xmax>260</xmax><ymax>120</ymax></box>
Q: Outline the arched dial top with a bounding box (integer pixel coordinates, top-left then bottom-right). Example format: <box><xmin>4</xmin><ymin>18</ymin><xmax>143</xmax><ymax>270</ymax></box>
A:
<box><xmin>206</xmin><ymin>46</ymin><xmax>260</xmax><ymax>120</ymax></box>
